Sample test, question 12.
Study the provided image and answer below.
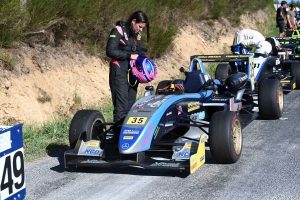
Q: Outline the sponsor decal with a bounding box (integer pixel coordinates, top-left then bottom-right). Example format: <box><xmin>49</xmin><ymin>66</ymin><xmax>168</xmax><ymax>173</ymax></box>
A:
<box><xmin>84</xmin><ymin>149</ymin><xmax>101</xmax><ymax>154</ymax></box>
<box><xmin>191</xmin><ymin>158</ymin><xmax>196</xmax><ymax>163</ymax></box>
<box><xmin>186</xmin><ymin>144</ymin><xmax>198</xmax><ymax>149</ymax></box>
<box><xmin>138</xmin><ymin>110</ymin><xmax>151</xmax><ymax>113</ymax></box>
<box><xmin>212</xmin><ymin>98</ymin><xmax>228</xmax><ymax>101</ymax></box>
<box><xmin>153</xmin><ymin>126</ymin><xmax>160</xmax><ymax>140</ymax></box>
<box><xmin>166</xmin><ymin>111</ymin><xmax>172</xmax><ymax>116</ymax></box>
<box><xmin>150</xmin><ymin>162</ymin><xmax>180</xmax><ymax>167</ymax></box>
<box><xmin>190</xmin><ymin>111</ymin><xmax>205</xmax><ymax>121</ymax></box>
<box><xmin>132</xmin><ymin>109</ymin><xmax>138</xmax><ymax>113</ymax></box>
<box><xmin>87</xmin><ymin>142</ymin><xmax>98</xmax><ymax>147</ymax></box>
<box><xmin>200</xmin><ymin>155</ymin><xmax>205</xmax><ymax>162</ymax></box>
<box><xmin>142</xmin><ymin>123</ymin><xmax>153</xmax><ymax>149</ymax></box>
<box><xmin>230</xmin><ymin>98</ymin><xmax>234</xmax><ymax>111</ymax></box>
<box><xmin>123</xmin><ymin>136</ymin><xmax>133</xmax><ymax>140</ymax></box>
<box><xmin>188</xmin><ymin>102</ymin><xmax>200</xmax><ymax>112</ymax></box>
<box><xmin>178</xmin><ymin>152</ymin><xmax>190</xmax><ymax>157</ymax></box>
<box><xmin>136</xmin><ymin>97</ymin><xmax>156</xmax><ymax>108</ymax></box>
<box><xmin>178</xmin><ymin>105</ymin><xmax>182</xmax><ymax>115</ymax></box>
<box><xmin>81</xmin><ymin>159</ymin><xmax>107</xmax><ymax>164</ymax></box>
<box><xmin>150</xmin><ymin>99</ymin><xmax>167</xmax><ymax>107</ymax></box>
<box><xmin>121</xmin><ymin>143</ymin><xmax>130</xmax><ymax>150</ymax></box>
<box><xmin>126</xmin><ymin>117</ymin><xmax>147</xmax><ymax>125</ymax></box>
<box><xmin>238</xmin><ymin>102</ymin><xmax>242</xmax><ymax>110</ymax></box>
<box><xmin>123</xmin><ymin>129</ymin><xmax>140</xmax><ymax>134</ymax></box>
<box><xmin>191</xmin><ymin>162</ymin><xmax>197</xmax><ymax>170</ymax></box>
<box><xmin>238</xmin><ymin>74</ymin><xmax>248</xmax><ymax>82</ymax></box>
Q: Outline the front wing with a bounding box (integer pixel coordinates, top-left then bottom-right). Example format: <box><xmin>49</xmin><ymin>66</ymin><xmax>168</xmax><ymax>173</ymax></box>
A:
<box><xmin>64</xmin><ymin>134</ymin><xmax>206</xmax><ymax>174</ymax></box>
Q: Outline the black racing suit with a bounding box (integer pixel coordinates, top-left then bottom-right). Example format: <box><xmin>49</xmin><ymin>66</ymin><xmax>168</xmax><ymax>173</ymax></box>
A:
<box><xmin>106</xmin><ymin>21</ymin><xmax>146</xmax><ymax>125</ymax></box>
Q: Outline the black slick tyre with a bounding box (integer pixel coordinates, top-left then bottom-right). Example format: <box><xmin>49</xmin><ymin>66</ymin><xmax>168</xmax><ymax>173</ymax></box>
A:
<box><xmin>69</xmin><ymin>110</ymin><xmax>106</xmax><ymax>149</ymax></box>
<box><xmin>209</xmin><ymin>111</ymin><xmax>242</xmax><ymax>164</ymax></box>
<box><xmin>215</xmin><ymin>64</ymin><xmax>232</xmax><ymax>81</ymax></box>
<box><xmin>291</xmin><ymin>62</ymin><xmax>300</xmax><ymax>89</ymax></box>
<box><xmin>258</xmin><ymin>79</ymin><xmax>283</xmax><ymax>119</ymax></box>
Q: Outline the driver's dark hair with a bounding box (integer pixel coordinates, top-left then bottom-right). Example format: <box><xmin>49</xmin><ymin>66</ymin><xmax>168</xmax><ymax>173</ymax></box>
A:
<box><xmin>126</xmin><ymin>11</ymin><xmax>150</xmax><ymax>42</ymax></box>
<box><xmin>281</xmin><ymin>1</ymin><xmax>287</xmax><ymax>6</ymax></box>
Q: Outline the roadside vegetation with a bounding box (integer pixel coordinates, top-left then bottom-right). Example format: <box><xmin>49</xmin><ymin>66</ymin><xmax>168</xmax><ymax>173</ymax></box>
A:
<box><xmin>0</xmin><ymin>0</ymin><xmax>278</xmax><ymax>161</ymax></box>
<box><xmin>1</xmin><ymin>0</ymin><xmax>274</xmax><ymax>58</ymax></box>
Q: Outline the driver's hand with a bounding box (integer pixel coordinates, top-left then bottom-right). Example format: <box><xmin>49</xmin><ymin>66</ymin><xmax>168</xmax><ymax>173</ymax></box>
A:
<box><xmin>130</xmin><ymin>54</ymin><xmax>139</xmax><ymax>60</ymax></box>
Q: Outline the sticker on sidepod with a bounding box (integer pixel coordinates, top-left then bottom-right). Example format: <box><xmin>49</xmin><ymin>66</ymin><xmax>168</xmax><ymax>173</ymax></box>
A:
<box><xmin>150</xmin><ymin>99</ymin><xmax>167</xmax><ymax>107</ymax></box>
<box><xmin>190</xmin><ymin>111</ymin><xmax>205</xmax><ymax>121</ymax></box>
<box><xmin>122</xmin><ymin>127</ymin><xmax>142</xmax><ymax>135</ymax></box>
<box><xmin>120</xmin><ymin>127</ymin><xmax>144</xmax><ymax>151</ymax></box>
<box><xmin>126</xmin><ymin>117</ymin><xmax>147</xmax><ymax>125</ymax></box>
<box><xmin>123</xmin><ymin>136</ymin><xmax>133</xmax><ymax>140</ymax></box>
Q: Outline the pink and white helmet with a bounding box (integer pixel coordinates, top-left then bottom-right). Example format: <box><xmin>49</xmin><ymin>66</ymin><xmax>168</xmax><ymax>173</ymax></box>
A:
<box><xmin>130</xmin><ymin>56</ymin><xmax>157</xmax><ymax>83</ymax></box>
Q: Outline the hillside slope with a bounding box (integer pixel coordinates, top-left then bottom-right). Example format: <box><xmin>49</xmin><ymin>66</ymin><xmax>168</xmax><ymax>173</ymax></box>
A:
<box><xmin>0</xmin><ymin>9</ymin><xmax>270</xmax><ymax>124</ymax></box>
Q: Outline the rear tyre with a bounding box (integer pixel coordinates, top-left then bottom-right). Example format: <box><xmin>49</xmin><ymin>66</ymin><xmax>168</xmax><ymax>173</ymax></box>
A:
<box><xmin>215</xmin><ymin>64</ymin><xmax>232</xmax><ymax>81</ymax></box>
<box><xmin>155</xmin><ymin>80</ymin><xmax>171</xmax><ymax>94</ymax></box>
<box><xmin>258</xmin><ymin>79</ymin><xmax>283</xmax><ymax>119</ymax></box>
<box><xmin>209</xmin><ymin>111</ymin><xmax>242</xmax><ymax>164</ymax></box>
<box><xmin>69</xmin><ymin>110</ymin><xmax>106</xmax><ymax>149</ymax></box>
<box><xmin>291</xmin><ymin>62</ymin><xmax>300</xmax><ymax>89</ymax></box>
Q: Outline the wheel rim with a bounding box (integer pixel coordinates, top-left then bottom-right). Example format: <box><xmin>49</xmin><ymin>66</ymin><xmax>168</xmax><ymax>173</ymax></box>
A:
<box><xmin>277</xmin><ymin>87</ymin><xmax>284</xmax><ymax>112</ymax></box>
<box><xmin>232</xmin><ymin>118</ymin><xmax>242</xmax><ymax>155</ymax></box>
<box><xmin>90</xmin><ymin>118</ymin><xmax>105</xmax><ymax>140</ymax></box>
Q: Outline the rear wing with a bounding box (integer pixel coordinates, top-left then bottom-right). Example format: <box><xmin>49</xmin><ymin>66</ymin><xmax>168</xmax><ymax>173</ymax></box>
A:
<box><xmin>190</xmin><ymin>54</ymin><xmax>252</xmax><ymax>62</ymax></box>
<box><xmin>190</xmin><ymin>54</ymin><xmax>255</xmax><ymax>91</ymax></box>
<box><xmin>275</xmin><ymin>37</ymin><xmax>300</xmax><ymax>45</ymax></box>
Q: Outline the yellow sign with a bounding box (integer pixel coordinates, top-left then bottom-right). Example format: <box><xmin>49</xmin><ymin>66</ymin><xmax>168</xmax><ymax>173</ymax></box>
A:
<box><xmin>190</xmin><ymin>134</ymin><xmax>205</xmax><ymax>174</ymax></box>
<box><xmin>123</xmin><ymin>136</ymin><xmax>133</xmax><ymax>140</ymax></box>
<box><xmin>87</xmin><ymin>142</ymin><xmax>98</xmax><ymax>147</ymax></box>
<box><xmin>188</xmin><ymin>102</ymin><xmax>200</xmax><ymax>112</ymax></box>
<box><xmin>126</xmin><ymin>117</ymin><xmax>147</xmax><ymax>125</ymax></box>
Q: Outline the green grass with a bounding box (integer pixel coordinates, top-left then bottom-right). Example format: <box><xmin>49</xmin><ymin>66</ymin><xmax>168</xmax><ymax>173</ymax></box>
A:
<box><xmin>23</xmin><ymin>117</ymin><xmax>72</xmax><ymax>161</ymax></box>
<box><xmin>23</xmin><ymin>99</ymin><xmax>114</xmax><ymax>162</ymax></box>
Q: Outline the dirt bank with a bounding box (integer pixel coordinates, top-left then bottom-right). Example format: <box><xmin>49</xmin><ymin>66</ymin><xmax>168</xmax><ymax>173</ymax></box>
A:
<box><xmin>0</xmin><ymin>10</ymin><xmax>269</xmax><ymax>124</ymax></box>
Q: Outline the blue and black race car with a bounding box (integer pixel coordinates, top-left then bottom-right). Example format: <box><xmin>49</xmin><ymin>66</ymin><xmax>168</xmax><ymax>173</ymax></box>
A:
<box><xmin>64</xmin><ymin>55</ymin><xmax>256</xmax><ymax>174</ymax></box>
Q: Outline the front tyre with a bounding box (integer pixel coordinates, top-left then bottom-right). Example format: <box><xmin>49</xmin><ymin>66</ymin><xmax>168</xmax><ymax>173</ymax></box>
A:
<box><xmin>209</xmin><ymin>111</ymin><xmax>242</xmax><ymax>164</ymax></box>
<box><xmin>258</xmin><ymin>79</ymin><xmax>283</xmax><ymax>119</ymax></box>
<box><xmin>69</xmin><ymin>110</ymin><xmax>106</xmax><ymax>149</ymax></box>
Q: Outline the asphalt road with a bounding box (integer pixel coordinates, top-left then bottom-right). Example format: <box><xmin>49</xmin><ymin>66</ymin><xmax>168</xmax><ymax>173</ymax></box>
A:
<box><xmin>24</xmin><ymin>90</ymin><xmax>300</xmax><ymax>200</ymax></box>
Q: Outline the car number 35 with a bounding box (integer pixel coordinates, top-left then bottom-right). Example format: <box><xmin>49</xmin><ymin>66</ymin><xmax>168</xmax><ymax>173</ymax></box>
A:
<box><xmin>126</xmin><ymin>117</ymin><xmax>147</xmax><ymax>125</ymax></box>
<box><xmin>0</xmin><ymin>149</ymin><xmax>25</xmax><ymax>199</ymax></box>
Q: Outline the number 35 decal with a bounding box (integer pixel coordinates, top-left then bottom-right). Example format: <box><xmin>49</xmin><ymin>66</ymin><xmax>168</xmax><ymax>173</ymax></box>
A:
<box><xmin>1</xmin><ymin>150</ymin><xmax>25</xmax><ymax>199</ymax></box>
<box><xmin>126</xmin><ymin>117</ymin><xmax>147</xmax><ymax>125</ymax></box>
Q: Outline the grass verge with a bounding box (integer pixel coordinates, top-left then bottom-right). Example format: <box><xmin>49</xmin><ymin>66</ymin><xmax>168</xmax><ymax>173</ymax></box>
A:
<box><xmin>23</xmin><ymin>99</ymin><xmax>114</xmax><ymax>162</ymax></box>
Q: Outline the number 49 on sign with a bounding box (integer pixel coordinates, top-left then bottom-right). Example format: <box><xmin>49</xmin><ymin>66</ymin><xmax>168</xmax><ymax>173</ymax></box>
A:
<box><xmin>0</xmin><ymin>124</ymin><xmax>26</xmax><ymax>200</ymax></box>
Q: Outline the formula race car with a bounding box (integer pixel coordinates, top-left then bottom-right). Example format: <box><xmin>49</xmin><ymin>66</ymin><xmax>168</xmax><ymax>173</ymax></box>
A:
<box><xmin>275</xmin><ymin>36</ymin><xmax>300</xmax><ymax>89</ymax></box>
<box><xmin>194</xmin><ymin>52</ymin><xmax>284</xmax><ymax>120</ymax></box>
<box><xmin>64</xmin><ymin>56</ymin><xmax>255</xmax><ymax>174</ymax></box>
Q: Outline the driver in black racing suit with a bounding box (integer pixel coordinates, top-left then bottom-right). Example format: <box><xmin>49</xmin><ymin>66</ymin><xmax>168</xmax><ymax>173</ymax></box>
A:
<box><xmin>106</xmin><ymin>11</ymin><xmax>150</xmax><ymax>138</ymax></box>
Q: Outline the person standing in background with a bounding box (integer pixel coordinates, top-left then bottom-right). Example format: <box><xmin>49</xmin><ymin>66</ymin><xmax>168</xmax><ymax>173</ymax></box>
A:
<box><xmin>277</xmin><ymin>1</ymin><xmax>287</xmax><ymax>37</ymax></box>
<box><xmin>287</xmin><ymin>3</ymin><xmax>297</xmax><ymax>31</ymax></box>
